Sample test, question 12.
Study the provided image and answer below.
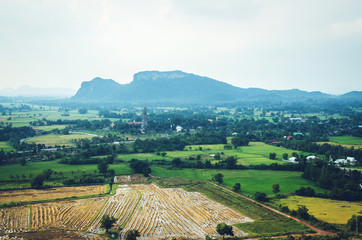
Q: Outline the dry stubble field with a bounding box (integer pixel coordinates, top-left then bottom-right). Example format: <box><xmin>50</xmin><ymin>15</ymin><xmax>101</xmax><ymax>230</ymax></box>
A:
<box><xmin>0</xmin><ymin>185</ymin><xmax>106</xmax><ymax>204</ymax></box>
<box><xmin>0</xmin><ymin>183</ymin><xmax>253</xmax><ymax>239</ymax></box>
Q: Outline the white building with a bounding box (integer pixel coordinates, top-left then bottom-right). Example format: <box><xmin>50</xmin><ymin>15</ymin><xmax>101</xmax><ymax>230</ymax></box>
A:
<box><xmin>176</xmin><ymin>125</ymin><xmax>183</xmax><ymax>132</ymax></box>
<box><xmin>289</xmin><ymin>157</ymin><xmax>298</xmax><ymax>163</ymax></box>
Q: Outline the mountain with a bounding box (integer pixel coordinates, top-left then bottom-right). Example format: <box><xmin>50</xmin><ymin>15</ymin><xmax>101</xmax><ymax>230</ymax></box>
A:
<box><xmin>71</xmin><ymin>70</ymin><xmax>360</xmax><ymax>104</ymax></box>
<box><xmin>0</xmin><ymin>85</ymin><xmax>76</xmax><ymax>97</ymax></box>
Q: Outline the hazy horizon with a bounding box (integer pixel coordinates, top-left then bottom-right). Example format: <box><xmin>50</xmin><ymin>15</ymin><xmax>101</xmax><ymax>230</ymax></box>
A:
<box><xmin>1</xmin><ymin>1</ymin><xmax>361</xmax><ymax>95</ymax></box>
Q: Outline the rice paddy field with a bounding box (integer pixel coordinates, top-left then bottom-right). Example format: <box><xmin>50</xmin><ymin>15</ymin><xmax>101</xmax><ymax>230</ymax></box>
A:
<box><xmin>329</xmin><ymin>136</ymin><xmax>362</xmax><ymax>145</ymax></box>
<box><xmin>0</xmin><ymin>161</ymin><xmax>132</xmax><ymax>189</ymax></box>
<box><xmin>276</xmin><ymin>196</ymin><xmax>362</xmax><ymax>224</ymax></box>
<box><xmin>24</xmin><ymin>134</ymin><xmax>95</xmax><ymax>146</ymax></box>
<box><xmin>0</xmin><ymin>141</ymin><xmax>14</xmax><ymax>152</ymax></box>
<box><xmin>151</xmin><ymin>167</ymin><xmax>325</xmax><ymax>196</ymax></box>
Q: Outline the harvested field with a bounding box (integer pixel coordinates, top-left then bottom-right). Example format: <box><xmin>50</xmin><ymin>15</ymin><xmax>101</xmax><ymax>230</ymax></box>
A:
<box><xmin>0</xmin><ymin>206</ymin><xmax>29</xmax><ymax>234</ymax></box>
<box><xmin>1</xmin><ymin>184</ymin><xmax>253</xmax><ymax>238</ymax></box>
<box><xmin>2</xmin><ymin>230</ymin><xmax>107</xmax><ymax>240</ymax></box>
<box><xmin>31</xmin><ymin>198</ymin><xmax>106</xmax><ymax>231</ymax></box>
<box><xmin>88</xmin><ymin>186</ymin><xmax>140</xmax><ymax>232</ymax></box>
<box><xmin>0</xmin><ymin>185</ymin><xmax>106</xmax><ymax>204</ymax></box>
<box><xmin>116</xmin><ymin>184</ymin><xmax>252</xmax><ymax>239</ymax></box>
<box><xmin>114</xmin><ymin>174</ymin><xmax>146</xmax><ymax>183</ymax></box>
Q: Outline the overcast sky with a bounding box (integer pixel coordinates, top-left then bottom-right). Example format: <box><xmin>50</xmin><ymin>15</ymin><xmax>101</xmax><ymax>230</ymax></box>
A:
<box><xmin>1</xmin><ymin>0</ymin><xmax>361</xmax><ymax>94</ymax></box>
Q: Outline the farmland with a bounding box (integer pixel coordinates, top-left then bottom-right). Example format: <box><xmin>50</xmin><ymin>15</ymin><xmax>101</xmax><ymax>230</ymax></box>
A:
<box><xmin>0</xmin><ymin>185</ymin><xmax>106</xmax><ymax>204</ymax></box>
<box><xmin>0</xmin><ymin>141</ymin><xmax>14</xmax><ymax>152</ymax></box>
<box><xmin>151</xmin><ymin>167</ymin><xmax>325</xmax><ymax>196</ymax></box>
<box><xmin>24</xmin><ymin>133</ymin><xmax>96</xmax><ymax>146</ymax></box>
<box><xmin>329</xmin><ymin>136</ymin><xmax>362</xmax><ymax>145</ymax></box>
<box><xmin>276</xmin><ymin>196</ymin><xmax>362</xmax><ymax>224</ymax></box>
<box><xmin>0</xmin><ymin>183</ymin><xmax>256</xmax><ymax>238</ymax></box>
<box><xmin>0</xmin><ymin>161</ymin><xmax>133</xmax><ymax>189</ymax></box>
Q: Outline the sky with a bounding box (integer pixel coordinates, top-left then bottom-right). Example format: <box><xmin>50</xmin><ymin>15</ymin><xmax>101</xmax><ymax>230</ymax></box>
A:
<box><xmin>0</xmin><ymin>0</ymin><xmax>361</xmax><ymax>95</ymax></box>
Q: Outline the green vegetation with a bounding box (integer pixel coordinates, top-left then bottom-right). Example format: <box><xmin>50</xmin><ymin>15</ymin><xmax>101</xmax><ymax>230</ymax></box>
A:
<box><xmin>0</xmin><ymin>161</ymin><xmax>132</xmax><ymax>189</ymax></box>
<box><xmin>151</xmin><ymin>167</ymin><xmax>324</xmax><ymax>196</ymax></box>
<box><xmin>276</xmin><ymin>195</ymin><xmax>362</xmax><ymax>224</ymax></box>
<box><xmin>0</xmin><ymin>141</ymin><xmax>14</xmax><ymax>151</ymax></box>
<box><xmin>25</xmin><ymin>134</ymin><xmax>95</xmax><ymax>146</ymax></box>
<box><xmin>330</xmin><ymin>136</ymin><xmax>362</xmax><ymax>145</ymax></box>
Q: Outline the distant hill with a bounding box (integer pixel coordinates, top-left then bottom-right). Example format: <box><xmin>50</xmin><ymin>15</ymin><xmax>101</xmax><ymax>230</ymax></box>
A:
<box><xmin>0</xmin><ymin>86</ymin><xmax>76</xmax><ymax>97</ymax></box>
<box><xmin>71</xmin><ymin>71</ymin><xmax>361</xmax><ymax>104</ymax></box>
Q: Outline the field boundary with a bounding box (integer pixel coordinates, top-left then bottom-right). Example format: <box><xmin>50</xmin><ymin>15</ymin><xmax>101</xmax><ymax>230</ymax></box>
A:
<box><xmin>205</xmin><ymin>181</ymin><xmax>336</xmax><ymax>236</ymax></box>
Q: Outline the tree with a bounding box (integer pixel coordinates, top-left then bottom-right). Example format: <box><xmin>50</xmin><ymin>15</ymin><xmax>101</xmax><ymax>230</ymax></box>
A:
<box><xmin>42</xmin><ymin>169</ymin><xmax>53</xmax><ymax>180</ymax></box>
<box><xmin>20</xmin><ymin>158</ymin><xmax>26</xmax><ymax>166</ymax></box>
<box><xmin>272</xmin><ymin>184</ymin><xmax>280</xmax><ymax>194</ymax></box>
<box><xmin>125</xmin><ymin>230</ymin><xmax>140</xmax><ymax>240</ymax></box>
<box><xmin>269</xmin><ymin>153</ymin><xmax>276</xmax><ymax>160</ymax></box>
<box><xmin>212</xmin><ymin>173</ymin><xmax>223</xmax><ymax>184</ymax></box>
<box><xmin>347</xmin><ymin>215</ymin><xmax>362</xmax><ymax>234</ymax></box>
<box><xmin>254</xmin><ymin>192</ymin><xmax>268</xmax><ymax>202</ymax></box>
<box><xmin>78</xmin><ymin>108</ymin><xmax>88</xmax><ymax>114</ymax></box>
<box><xmin>172</xmin><ymin>158</ymin><xmax>182</xmax><ymax>168</ymax></box>
<box><xmin>233</xmin><ymin>183</ymin><xmax>241</xmax><ymax>192</ymax></box>
<box><xmin>214</xmin><ymin>153</ymin><xmax>221</xmax><ymax>160</ymax></box>
<box><xmin>216</xmin><ymin>223</ymin><xmax>234</xmax><ymax>239</ymax></box>
<box><xmin>231</xmin><ymin>136</ymin><xmax>249</xmax><ymax>148</ymax></box>
<box><xmin>100</xmin><ymin>215</ymin><xmax>117</xmax><ymax>233</ymax></box>
<box><xmin>283</xmin><ymin>153</ymin><xmax>288</xmax><ymax>160</ymax></box>
<box><xmin>224</xmin><ymin>156</ymin><xmax>237</xmax><ymax>169</ymax></box>
<box><xmin>296</xmin><ymin>205</ymin><xmax>310</xmax><ymax>220</ymax></box>
<box><xmin>98</xmin><ymin>161</ymin><xmax>109</xmax><ymax>176</ymax></box>
<box><xmin>31</xmin><ymin>174</ymin><xmax>45</xmax><ymax>188</ymax></box>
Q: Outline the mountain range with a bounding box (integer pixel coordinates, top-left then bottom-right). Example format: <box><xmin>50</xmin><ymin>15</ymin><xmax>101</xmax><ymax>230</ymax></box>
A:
<box><xmin>0</xmin><ymin>86</ymin><xmax>76</xmax><ymax>97</ymax></box>
<box><xmin>71</xmin><ymin>70</ymin><xmax>362</xmax><ymax>104</ymax></box>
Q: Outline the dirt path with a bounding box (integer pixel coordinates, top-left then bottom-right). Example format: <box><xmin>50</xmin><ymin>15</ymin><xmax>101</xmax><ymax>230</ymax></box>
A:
<box><xmin>206</xmin><ymin>181</ymin><xmax>334</xmax><ymax>235</ymax></box>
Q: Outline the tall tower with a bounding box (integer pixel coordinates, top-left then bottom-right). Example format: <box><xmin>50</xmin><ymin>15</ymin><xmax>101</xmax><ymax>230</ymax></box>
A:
<box><xmin>141</xmin><ymin>105</ymin><xmax>148</xmax><ymax>132</ymax></box>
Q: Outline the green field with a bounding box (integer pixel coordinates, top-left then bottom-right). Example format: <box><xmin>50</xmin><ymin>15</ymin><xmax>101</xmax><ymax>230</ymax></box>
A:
<box><xmin>0</xmin><ymin>141</ymin><xmax>14</xmax><ymax>152</ymax></box>
<box><xmin>33</xmin><ymin>125</ymin><xmax>68</xmax><ymax>131</ymax></box>
<box><xmin>0</xmin><ymin>161</ymin><xmax>132</xmax><ymax>189</ymax></box>
<box><xmin>329</xmin><ymin>136</ymin><xmax>362</xmax><ymax>145</ymax></box>
<box><xmin>151</xmin><ymin>167</ymin><xmax>324</xmax><ymax>196</ymax></box>
<box><xmin>24</xmin><ymin>134</ymin><xmax>95</xmax><ymax>146</ymax></box>
<box><xmin>184</xmin><ymin>142</ymin><xmax>312</xmax><ymax>165</ymax></box>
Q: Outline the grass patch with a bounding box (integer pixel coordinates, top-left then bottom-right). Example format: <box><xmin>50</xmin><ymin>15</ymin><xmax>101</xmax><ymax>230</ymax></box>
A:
<box><xmin>0</xmin><ymin>141</ymin><xmax>14</xmax><ymax>152</ymax></box>
<box><xmin>330</xmin><ymin>136</ymin><xmax>362</xmax><ymax>145</ymax></box>
<box><xmin>24</xmin><ymin>134</ymin><xmax>95</xmax><ymax>146</ymax></box>
<box><xmin>276</xmin><ymin>195</ymin><xmax>362</xmax><ymax>224</ymax></box>
<box><xmin>235</xmin><ymin>219</ymin><xmax>309</xmax><ymax>235</ymax></box>
<box><xmin>151</xmin><ymin>167</ymin><xmax>325</xmax><ymax>196</ymax></box>
<box><xmin>33</xmin><ymin>125</ymin><xmax>68</xmax><ymax>131</ymax></box>
<box><xmin>0</xmin><ymin>161</ymin><xmax>132</xmax><ymax>187</ymax></box>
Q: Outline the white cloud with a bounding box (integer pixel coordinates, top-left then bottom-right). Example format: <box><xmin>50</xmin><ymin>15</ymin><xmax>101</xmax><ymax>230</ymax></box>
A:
<box><xmin>0</xmin><ymin>0</ymin><xmax>361</xmax><ymax>93</ymax></box>
<box><xmin>330</xmin><ymin>18</ymin><xmax>362</xmax><ymax>36</ymax></box>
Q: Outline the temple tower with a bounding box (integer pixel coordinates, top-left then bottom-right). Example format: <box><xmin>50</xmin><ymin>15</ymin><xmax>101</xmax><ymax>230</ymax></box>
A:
<box><xmin>141</xmin><ymin>105</ymin><xmax>148</xmax><ymax>131</ymax></box>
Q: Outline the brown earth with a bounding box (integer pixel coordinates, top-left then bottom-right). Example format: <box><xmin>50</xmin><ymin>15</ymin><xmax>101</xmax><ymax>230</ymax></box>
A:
<box><xmin>2</xmin><ymin>230</ymin><xmax>107</xmax><ymax>240</ymax></box>
<box><xmin>114</xmin><ymin>174</ymin><xmax>146</xmax><ymax>183</ymax></box>
<box><xmin>0</xmin><ymin>185</ymin><xmax>106</xmax><ymax>204</ymax></box>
